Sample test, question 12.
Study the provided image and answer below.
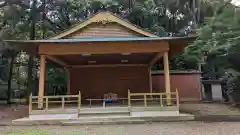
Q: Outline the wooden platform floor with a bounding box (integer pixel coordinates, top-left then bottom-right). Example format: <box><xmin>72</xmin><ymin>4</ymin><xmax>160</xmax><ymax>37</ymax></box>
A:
<box><xmin>30</xmin><ymin>105</ymin><xmax>178</xmax><ymax>115</ymax></box>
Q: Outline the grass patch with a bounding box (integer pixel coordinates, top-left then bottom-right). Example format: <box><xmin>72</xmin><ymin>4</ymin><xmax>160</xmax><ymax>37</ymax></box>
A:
<box><xmin>4</xmin><ymin>131</ymin><xmax>48</xmax><ymax>135</ymax></box>
<box><xmin>215</xmin><ymin>111</ymin><xmax>240</xmax><ymax>115</ymax></box>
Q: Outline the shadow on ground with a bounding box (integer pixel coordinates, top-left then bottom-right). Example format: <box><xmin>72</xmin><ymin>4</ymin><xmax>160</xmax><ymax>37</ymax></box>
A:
<box><xmin>0</xmin><ymin>104</ymin><xmax>28</xmax><ymax>125</ymax></box>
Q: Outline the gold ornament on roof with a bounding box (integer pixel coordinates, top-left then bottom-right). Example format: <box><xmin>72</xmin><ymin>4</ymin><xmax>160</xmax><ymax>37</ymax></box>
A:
<box><xmin>95</xmin><ymin>17</ymin><xmax>112</xmax><ymax>24</ymax></box>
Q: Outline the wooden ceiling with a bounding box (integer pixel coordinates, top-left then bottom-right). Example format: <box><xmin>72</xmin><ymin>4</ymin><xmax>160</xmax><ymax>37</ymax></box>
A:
<box><xmin>53</xmin><ymin>53</ymin><xmax>157</xmax><ymax>66</ymax></box>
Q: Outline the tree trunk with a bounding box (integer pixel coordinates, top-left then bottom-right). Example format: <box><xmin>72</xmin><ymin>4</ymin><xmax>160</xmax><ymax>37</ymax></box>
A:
<box><xmin>192</xmin><ymin>0</ymin><xmax>197</xmax><ymax>29</ymax></box>
<box><xmin>27</xmin><ymin>56</ymin><xmax>33</xmax><ymax>97</ymax></box>
<box><xmin>27</xmin><ymin>0</ymin><xmax>37</xmax><ymax>98</ymax></box>
<box><xmin>41</xmin><ymin>0</ymin><xmax>46</xmax><ymax>39</ymax></box>
<box><xmin>7</xmin><ymin>54</ymin><xmax>14</xmax><ymax>104</ymax></box>
<box><xmin>197</xmin><ymin>0</ymin><xmax>201</xmax><ymax>24</ymax></box>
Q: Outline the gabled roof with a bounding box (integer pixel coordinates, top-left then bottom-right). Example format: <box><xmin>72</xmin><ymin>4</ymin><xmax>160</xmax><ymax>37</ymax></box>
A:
<box><xmin>50</xmin><ymin>11</ymin><xmax>158</xmax><ymax>39</ymax></box>
<box><xmin>6</xmin><ymin>36</ymin><xmax>196</xmax><ymax>54</ymax></box>
<box><xmin>9</xmin><ymin>36</ymin><xmax>196</xmax><ymax>43</ymax></box>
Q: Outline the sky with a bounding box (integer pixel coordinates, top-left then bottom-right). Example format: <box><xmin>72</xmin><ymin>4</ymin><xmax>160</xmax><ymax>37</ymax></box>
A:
<box><xmin>232</xmin><ymin>0</ymin><xmax>240</xmax><ymax>6</ymax></box>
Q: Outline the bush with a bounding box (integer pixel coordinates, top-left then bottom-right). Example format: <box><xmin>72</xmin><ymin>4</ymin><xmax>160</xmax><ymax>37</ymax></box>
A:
<box><xmin>231</xmin><ymin>77</ymin><xmax>240</xmax><ymax>102</ymax></box>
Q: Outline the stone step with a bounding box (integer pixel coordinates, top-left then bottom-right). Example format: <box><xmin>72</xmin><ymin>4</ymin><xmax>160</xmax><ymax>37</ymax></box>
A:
<box><xmin>80</xmin><ymin>112</ymin><xmax>129</xmax><ymax>117</ymax></box>
<box><xmin>79</xmin><ymin>107</ymin><xmax>130</xmax><ymax>117</ymax></box>
<box><xmin>63</xmin><ymin>115</ymin><xmax>195</xmax><ymax>125</ymax></box>
<box><xmin>12</xmin><ymin>113</ymin><xmax>194</xmax><ymax>126</ymax></box>
<box><xmin>131</xmin><ymin>106</ymin><xmax>178</xmax><ymax>112</ymax></box>
<box><xmin>62</xmin><ymin>119</ymin><xmax>147</xmax><ymax>125</ymax></box>
<box><xmin>80</xmin><ymin>107</ymin><xmax>128</xmax><ymax>112</ymax></box>
<box><xmin>79</xmin><ymin>110</ymin><xmax>129</xmax><ymax>116</ymax></box>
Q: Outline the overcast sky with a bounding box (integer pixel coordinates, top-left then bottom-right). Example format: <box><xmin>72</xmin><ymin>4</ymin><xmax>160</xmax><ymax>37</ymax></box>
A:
<box><xmin>232</xmin><ymin>0</ymin><xmax>240</xmax><ymax>6</ymax></box>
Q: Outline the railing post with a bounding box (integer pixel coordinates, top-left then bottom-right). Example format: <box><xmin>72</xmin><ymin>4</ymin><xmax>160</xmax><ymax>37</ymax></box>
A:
<box><xmin>78</xmin><ymin>91</ymin><xmax>81</xmax><ymax>117</ymax></box>
<box><xmin>144</xmin><ymin>95</ymin><xmax>147</xmax><ymax>107</ymax></box>
<box><xmin>29</xmin><ymin>93</ymin><xmax>32</xmax><ymax>114</ymax></box>
<box><xmin>176</xmin><ymin>88</ymin><xmax>179</xmax><ymax>109</ymax></box>
<box><xmin>62</xmin><ymin>97</ymin><xmax>65</xmax><ymax>109</ymax></box>
<box><xmin>128</xmin><ymin>89</ymin><xmax>131</xmax><ymax>113</ymax></box>
<box><xmin>45</xmin><ymin>97</ymin><xmax>48</xmax><ymax>111</ymax></box>
<box><xmin>160</xmin><ymin>94</ymin><xmax>163</xmax><ymax>107</ymax></box>
<box><xmin>166</xmin><ymin>93</ymin><xmax>172</xmax><ymax>106</ymax></box>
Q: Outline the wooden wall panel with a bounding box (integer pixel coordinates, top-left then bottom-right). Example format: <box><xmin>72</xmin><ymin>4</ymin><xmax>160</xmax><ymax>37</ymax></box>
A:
<box><xmin>67</xmin><ymin>23</ymin><xmax>142</xmax><ymax>38</ymax></box>
<box><xmin>152</xmin><ymin>73</ymin><xmax>201</xmax><ymax>101</ymax></box>
<box><xmin>69</xmin><ymin>66</ymin><xmax>150</xmax><ymax>102</ymax></box>
<box><xmin>69</xmin><ymin>68</ymin><xmax>201</xmax><ymax>103</ymax></box>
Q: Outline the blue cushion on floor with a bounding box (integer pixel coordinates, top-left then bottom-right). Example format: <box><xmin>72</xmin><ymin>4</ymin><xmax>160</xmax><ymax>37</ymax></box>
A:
<box><xmin>104</xmin><ymin>100</ymin><xmax>113</xmax><ymax>103</ymax></box>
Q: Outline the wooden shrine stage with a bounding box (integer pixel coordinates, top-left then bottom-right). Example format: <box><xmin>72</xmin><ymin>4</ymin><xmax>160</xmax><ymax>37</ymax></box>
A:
<box><xmin>12</xmin><ymin>91</ymin><xmax>194</xmax><ymax>125</ymax></box>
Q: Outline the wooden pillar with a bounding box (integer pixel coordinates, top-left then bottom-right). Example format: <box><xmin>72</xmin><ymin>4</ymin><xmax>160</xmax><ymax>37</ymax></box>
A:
<box><xmin>163</xmin><ymin>52</ymin><xmax>171</xmax><ymax>105</ymax></box>
<box><xmin>148</xmin><ymin>68</ymin><xmax>153</xmax><ymax>93</ymax></box>
<box><xmin>38</xmin><ymin>55</ymin><xmax>46</xmax><ymax>109</ymax></box>
<box><xmin>67</xmin><ymin>68</ymin><xmax>71</xmax><ymax>95</ymax></box>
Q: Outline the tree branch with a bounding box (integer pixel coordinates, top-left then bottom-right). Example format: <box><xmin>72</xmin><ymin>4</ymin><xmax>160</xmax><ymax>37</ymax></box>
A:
<box><xmin>216</xmin><ymin>0</ymin><xmax>232</xmax><ymax>15</ymax></box>
<box><xmin>45</xmin><ymin>17</ymin><xmax>64</xmax><ymax>31</ymax></box>
<box><xmin>0</xmin><ymin>0</ymin><xmax>30</xmax><ymax>9</ymax></box>
<box><xmin>46</xmin><ymin>25</ymin><xmax>58</xmax><ymax>34</ymax></box>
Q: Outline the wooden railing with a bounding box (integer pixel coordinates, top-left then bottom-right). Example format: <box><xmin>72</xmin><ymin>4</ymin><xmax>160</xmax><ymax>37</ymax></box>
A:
<box><xmin>29</xmin><ymin>91</ymin><xmax>81</xmax><ymax>115</ymax></box>
<box><xmin>128</xmin><ymin>89</ymin><xmax>179</xmax><ymax>112</ymax></box>
<box><xmin>29</xmin><ymin>90</ymin><xmax>179</xmax><ymax>115</ymax></box>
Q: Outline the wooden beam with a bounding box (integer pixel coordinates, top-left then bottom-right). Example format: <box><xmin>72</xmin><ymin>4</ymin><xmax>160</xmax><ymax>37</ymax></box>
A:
<box><xmin>39</xmin><ymin>41</ymin><xmax>169</xmax><ymax>55</ymax></box>
<box><xmin>45</xmin><ymin>55</ymin><xmax>69</xmax><ymax>67</ymax></box>
<box><xmin>38</xmin><ymin>55</ymin><xmax>46</xmax><ymax>109</ymax></box>
<box><xmin>71</xmin><ymin>64</ymin><xmax>147</xmax><ymax>68</ymax></box>
<box><xmin>149</xmin><ymin>52</ymin><xmax>163</xmax><ymax>67</ymax></box>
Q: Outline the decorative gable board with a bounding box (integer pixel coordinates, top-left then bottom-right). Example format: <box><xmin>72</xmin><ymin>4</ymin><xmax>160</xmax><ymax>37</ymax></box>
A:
<box><xmin>51</xmin><ymin>12</ymin><xmax>158</xmax><ymax>39</ymax></box>
<box><xmin>66</xmin><ymin>23</ymin><xmax>143</xmax><ymax>38</ymax></box>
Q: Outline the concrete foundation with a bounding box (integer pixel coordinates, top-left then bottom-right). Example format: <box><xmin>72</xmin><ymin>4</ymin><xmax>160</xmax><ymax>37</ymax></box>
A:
<box><xmin>13</xmin><ymin>106</ymin><xmax>193</xmax><ymax>125</ymax></box>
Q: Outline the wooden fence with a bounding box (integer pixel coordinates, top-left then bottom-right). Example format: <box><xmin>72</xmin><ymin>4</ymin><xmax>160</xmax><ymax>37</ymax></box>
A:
<box><xmin>29</xmin><ymin>91</ymin><xmax>81</xmax><ymax>115</ymax></box>
<box><xmin>128</xmin><ymin>89</ymin><xmax>179</xmax><ymax>112</ymax></box>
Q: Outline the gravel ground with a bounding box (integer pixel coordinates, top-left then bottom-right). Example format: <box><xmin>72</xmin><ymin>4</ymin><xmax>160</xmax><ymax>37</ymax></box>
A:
<box><xmin>1</xmin><ymin>103</ymin><xmax>240</xmax><ymax>135</ymax></box>
<box><xmin>180</xmin><ymin>103</ymin><xmax>240</xmax><ymax>115</ymax></box>
<box><xmin>1</xmin><ymin>122</ymin><xmax>240</xmax><ymax>135</ymax></box>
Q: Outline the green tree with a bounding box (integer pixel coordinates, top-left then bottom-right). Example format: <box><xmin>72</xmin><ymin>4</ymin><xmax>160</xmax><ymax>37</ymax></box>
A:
<box><xmin>182</xmin><ymin>0</ymin><xmax>240</xmax><ymax>102</ymax></box>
